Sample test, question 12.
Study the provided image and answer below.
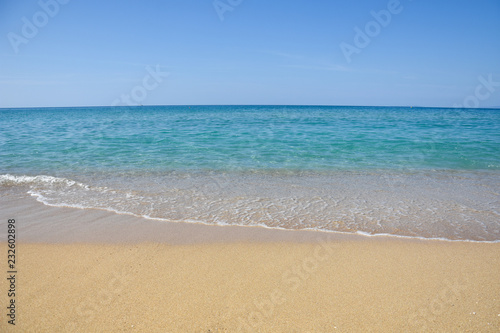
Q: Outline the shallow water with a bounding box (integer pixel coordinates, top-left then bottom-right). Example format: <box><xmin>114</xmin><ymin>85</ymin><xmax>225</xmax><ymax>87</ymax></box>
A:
<box><xmin>1</xmin><ymin>106</ymin><xmax>499</xmax><ymax>241</ymax></box>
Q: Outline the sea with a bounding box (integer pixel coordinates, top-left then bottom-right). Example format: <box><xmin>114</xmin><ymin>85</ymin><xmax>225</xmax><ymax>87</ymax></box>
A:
<box><xmin>1</xmin><ymin>105</ymin><xmax>499</xmax><ymax>242</ymax></box>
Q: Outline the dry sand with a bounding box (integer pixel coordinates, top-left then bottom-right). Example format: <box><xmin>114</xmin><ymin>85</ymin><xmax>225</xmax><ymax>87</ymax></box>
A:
<box><xmin>1</xmin><ymin>193</ymin><xmax>499</xmax><ymax>332</ymax></box>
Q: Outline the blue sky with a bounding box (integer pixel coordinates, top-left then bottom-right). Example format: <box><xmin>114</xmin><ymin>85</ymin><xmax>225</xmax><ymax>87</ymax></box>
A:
<box><xmin>1</xmin><ymin>0</ymin><xmax>499</xmax><ymax>108</ymax></box>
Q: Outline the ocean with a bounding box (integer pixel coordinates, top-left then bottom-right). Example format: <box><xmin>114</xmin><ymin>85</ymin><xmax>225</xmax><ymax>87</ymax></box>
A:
<box><xmin>1</xmin><ymin>105</ymin><xmax>499</xmax><ymax>241</ymax></box>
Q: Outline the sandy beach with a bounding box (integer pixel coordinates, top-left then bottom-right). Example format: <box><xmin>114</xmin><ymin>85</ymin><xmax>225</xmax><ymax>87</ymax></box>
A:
<box><xmin>3</xmin><ymin>0</ymin><xmax>500</xmax><ymax>331</ymax></box>
<box><xmin>1</xmin><ymin>193</ymin><xmax>499</xmax><ymax>332</ymax></box>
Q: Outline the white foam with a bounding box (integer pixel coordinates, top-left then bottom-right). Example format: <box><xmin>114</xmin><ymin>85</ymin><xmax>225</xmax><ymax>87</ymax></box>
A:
<box><xmin>1</xmin><ymin>173</ymin><xmax>90</xmax><ymax>189</ymax></box>
<box><xmin>3</xmin><ymin>172</ymin><xmax>500</xmax><ymax>244</ymax></box>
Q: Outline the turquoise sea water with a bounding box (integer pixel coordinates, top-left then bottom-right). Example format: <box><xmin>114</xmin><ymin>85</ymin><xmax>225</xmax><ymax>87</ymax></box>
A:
<box><xmin>1</xmin><ymin>105</ymin><xmax>499</xmax><ymax>241</ymax></box>
<box><xmin>1</xmin><ymin>105</ymin><xmax>500</xmax><ymax>173</ymax></box>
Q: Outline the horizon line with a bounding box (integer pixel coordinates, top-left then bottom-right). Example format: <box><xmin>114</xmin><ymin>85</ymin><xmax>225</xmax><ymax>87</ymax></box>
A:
<box><xmin>1</xmin><ymin>104</ymin><xmax>500</xmax><ymax>110</ymax></box>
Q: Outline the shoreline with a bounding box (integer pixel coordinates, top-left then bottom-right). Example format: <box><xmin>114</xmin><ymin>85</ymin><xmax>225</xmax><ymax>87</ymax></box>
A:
<box><xmin>1</xmin><ymin>192</ymin><xmax>500</xmax><ymax>331</ymax></box>
<box><xmin>1</xmin><ymin>190</ymin><xmax>499</xmax><ymax>244</ymax></box>
<box><xmin>3</xmin><ymin>168</ymin><xmax>500</xmax><ymax>243</ymax></box>
<box><xmin>0</xmin><ymin>192</ymin><xmax>367</xmax><ymax>245</ymax></box>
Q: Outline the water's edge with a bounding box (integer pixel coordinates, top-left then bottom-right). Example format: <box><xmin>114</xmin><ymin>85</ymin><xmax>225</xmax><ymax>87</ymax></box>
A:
<box><xmin>2</xmin><ymin>171</ymin><xmax>499</xmax><ymax>243</ymax></box>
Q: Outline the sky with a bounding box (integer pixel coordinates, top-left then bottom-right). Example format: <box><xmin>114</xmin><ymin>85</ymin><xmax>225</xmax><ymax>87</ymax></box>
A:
<box><xmin>0</xmin><ymin>0</ymin><xmax>499</xmax><ymax>108</ymax></box>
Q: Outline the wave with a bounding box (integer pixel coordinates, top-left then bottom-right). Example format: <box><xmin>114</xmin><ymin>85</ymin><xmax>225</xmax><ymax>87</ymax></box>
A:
<box><xmin>1</xmin><ymin>174</ymin><xmax>87</xmax><ymax>187</ymax></box>
<box><xmin>1</xmin><ymin>173</ymin><xmax>499</xmax><ymax>243</ymax></box>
